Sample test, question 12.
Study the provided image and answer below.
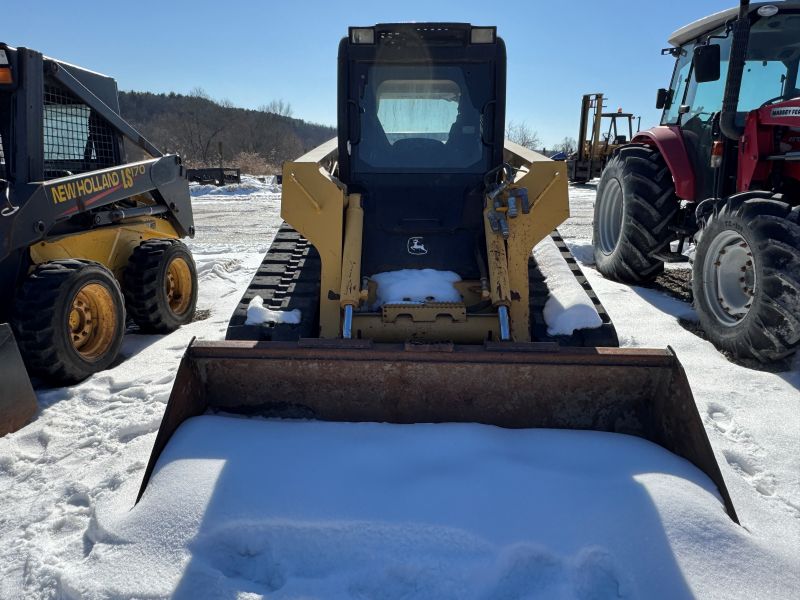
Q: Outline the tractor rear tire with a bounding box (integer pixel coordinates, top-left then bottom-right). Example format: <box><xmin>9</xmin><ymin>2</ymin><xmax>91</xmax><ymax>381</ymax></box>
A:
<box><xmin>12</xmin><ymin>260</ymin><xmax>125</xmax><ymax>384</ymax></box>
<box><xmin>124</xmin><ymin>239</ymin><xmax>198</xmax><ymax>333</ymax></box>
<box><xmin>692</xmin><ymin>193</ymin><xmax>800</xmax><ymax>362</ymax></box>
<box><xmin>593</xmin><ymin>145</ymin><xmax>679</xmax><ymax>283</ymax></box>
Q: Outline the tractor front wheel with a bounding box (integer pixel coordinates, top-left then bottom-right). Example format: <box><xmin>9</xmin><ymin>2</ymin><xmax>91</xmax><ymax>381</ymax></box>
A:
<box><xmin>593</xmin><ymin>145</ymin><xmax>679</xmax><ymax>283</ymax></box>
<box><xmin>692</xmin><ymin>193</ymin><xmax>800</xmax><ymax>361</ymax></box>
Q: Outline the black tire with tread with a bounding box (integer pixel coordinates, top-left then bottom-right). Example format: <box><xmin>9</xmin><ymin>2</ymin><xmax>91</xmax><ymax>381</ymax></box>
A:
<box><xmin>12</xmin><ymin>259</ymin><xmax>125</xmax><ymax>384</ymax></box>
<box><xmin>692</xmin><ymin>193</ymin><xmax>800</xmax><ymax>361</ymax></box>
<box><xmin>124</xmin><ymin>239</ymin><xmax>198</xmax><ymax>333</ymax></box>
<box><xmin>593</xmin><ymin>145</ymin><xmax>679</xmax><ymax>283</ymax></box>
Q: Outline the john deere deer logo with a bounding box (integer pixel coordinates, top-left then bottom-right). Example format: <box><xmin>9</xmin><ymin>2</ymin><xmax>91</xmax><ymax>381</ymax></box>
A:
<box><xmin>407</xmin><ymin>237</ymin><xmax>428</xmax><ymax>255</ymax></box>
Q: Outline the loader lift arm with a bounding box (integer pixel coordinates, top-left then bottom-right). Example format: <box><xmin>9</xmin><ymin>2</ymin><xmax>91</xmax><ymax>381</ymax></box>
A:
<box><xmin>0</xmin><ymin>156</ymin><xmax>193</xmax><ymax>265</ymax></box>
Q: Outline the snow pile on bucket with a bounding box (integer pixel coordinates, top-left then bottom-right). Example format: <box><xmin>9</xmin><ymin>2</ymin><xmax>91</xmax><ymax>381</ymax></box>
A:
<box><xmin>534</xmin><ymin>237</ymin><xmax>602</xmax><ymax>335</ymax></box>
<box><xmin>56</xmin><ymin>417</ymin><xmax>792</xmax><ymax>599</ymax></box>
<box><xmin>372</xmin><ymin>269</ymin><xmax>462</xmax><ymax>308</ymax></box>
<box><xmin>245</xmin><ymin>295</ymin><xmax>301</xmax><ymax>325</ymax></box>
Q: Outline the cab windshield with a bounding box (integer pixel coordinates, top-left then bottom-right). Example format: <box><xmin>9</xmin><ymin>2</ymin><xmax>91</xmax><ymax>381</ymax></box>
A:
<box><xmin>738</xmin><ymin>10</ymin><xmax>800</xmax><ymax>110</ymax></box>
<box><xmin>354</xmin><ymin>64</ymin><xmax>490</xmax><ymax>173</ymax></box>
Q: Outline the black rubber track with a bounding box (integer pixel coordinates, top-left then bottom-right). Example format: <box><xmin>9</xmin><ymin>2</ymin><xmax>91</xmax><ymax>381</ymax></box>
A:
<box><xmin>124</xmin><ymin>239</ymin><xmax>198</xmax><ymax>333</ymax></box>
<box><xmin>228</xmin><ymin>224</ymin><xmax>618</xmax><ymax>347</ymax></box>
<box><xmin>12</xmin><ymin>259</ymin><xmax>125</xmax><ymax>384</ymax></box>
<box><xmin>594</xmin><ymin>144</ymin><xmax>679</xmax><ymax>283</ymax></box>
<box><xmin>692</xmin><ymin>193</ymin><xmax>800</xmax><ymax>362</ymax></box>
<box><xmin>226</xmin><ymin>223</ymin><xmax>321</xmax><ymax>341</ymax></box>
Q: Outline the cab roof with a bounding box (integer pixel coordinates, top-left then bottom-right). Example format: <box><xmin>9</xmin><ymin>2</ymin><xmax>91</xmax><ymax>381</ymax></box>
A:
<box><xmin>668</xmin><ymin>1</ymin><xmax>800</xmax><ymax>46</ymax></box>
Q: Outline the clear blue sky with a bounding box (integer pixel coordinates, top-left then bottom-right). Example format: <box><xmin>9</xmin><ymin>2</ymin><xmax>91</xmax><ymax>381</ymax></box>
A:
<box><xmin>6</xmin><ymin>0</ymin><xmax>735</xmax><ymax>148</ymax></box>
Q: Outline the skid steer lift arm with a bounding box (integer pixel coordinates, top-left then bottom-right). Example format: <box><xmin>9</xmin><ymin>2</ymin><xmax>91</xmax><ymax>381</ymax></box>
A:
<box><xmin>0</xmin><ymin>156</ymin><xmax>194</xmax><ymax>265</ymax></box>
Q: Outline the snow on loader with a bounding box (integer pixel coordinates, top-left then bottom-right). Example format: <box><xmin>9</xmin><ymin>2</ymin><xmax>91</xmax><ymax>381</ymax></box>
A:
<box><xmin>0</xmin><ymin>45</ymin><xmax>197</xmax><ymax>435</ymax></box>
<box><xmin>138</xmin><ymin>23</ymin><xmax>737</xmax><ymax>522</ymax></box>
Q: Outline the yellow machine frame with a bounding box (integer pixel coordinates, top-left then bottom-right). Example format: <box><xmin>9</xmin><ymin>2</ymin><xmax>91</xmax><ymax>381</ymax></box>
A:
<box><xmin>29</xmin><ymin>218</ymin><xmax>181</xmax><ymax>282</ymax></box>
<box><xmin>281</xmin><ymin>138</ymin><xmax>569</xmax><ymax>342</ymax></box>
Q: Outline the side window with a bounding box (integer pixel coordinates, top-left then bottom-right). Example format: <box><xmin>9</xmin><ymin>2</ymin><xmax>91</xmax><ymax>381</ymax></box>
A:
<box><xmin>683</xmin><ymin>29</ymin><xmax>732</xmax><ymax>122</ymax></box>
<box><xmin>661</xmin><ymin>43</ymin><xmax>694</xmax><ymax>125</ymax></box>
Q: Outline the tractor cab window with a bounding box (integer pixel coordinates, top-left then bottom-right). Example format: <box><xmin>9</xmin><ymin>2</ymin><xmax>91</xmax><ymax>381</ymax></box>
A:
<box><xmin>354</xmin><ymin>65</ymin><xmax>489</xmax><ymax>173</ymax></box>
<box><xmin>683</xmin><ymin>28</ymin><xmax>732</xmax><ymax>123</ymax></box>
<box><xmin>738</xmin><ymin>60</ymin><xmax>792</xmax><ymax>111</ymax></box>
<box><xmin>661</xmin><ymin>43</ymin><xmax>694</xmax><ymax>125</ymax></box>
<box><xmin>738</xmin><ymin>11</ymin><xmax>800</xmax><ymax>111</ymax></box>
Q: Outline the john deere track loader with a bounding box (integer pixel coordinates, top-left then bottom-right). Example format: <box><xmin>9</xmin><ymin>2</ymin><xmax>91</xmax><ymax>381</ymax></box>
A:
<box><xmin>138</xmin><ymin>24</ymin><xmax>737</xmax><ymax>522</ymax></box>
<box><xmin>0</xmin><ymin>45</ymin><xmax>197</xmax><ymax>435</ymax></box>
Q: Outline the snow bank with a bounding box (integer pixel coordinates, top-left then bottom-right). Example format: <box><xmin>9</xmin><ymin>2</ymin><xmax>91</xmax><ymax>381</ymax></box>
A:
<box><xmin>245</xmin><ymin>295</ymin><xmax>301</xmax><ymax>325</ymax></box>
<box><xmin>56</xmin><ymin>417</ymin><xmax>794</xmax><ymax>599</ymax></box>
<box><xmin>534</xmin><ymin>237</ymin><xmax>602</xmax><ymax>335</ymax></box>
<box><xmin>190</xmin><ymin>174</ymin><xmax>280</xmax><ymax>197</ymax></box>
<box><xmin>372</xmin><ymin>269</ymin><xmax>461</xmax><ymax>308</ymax></box>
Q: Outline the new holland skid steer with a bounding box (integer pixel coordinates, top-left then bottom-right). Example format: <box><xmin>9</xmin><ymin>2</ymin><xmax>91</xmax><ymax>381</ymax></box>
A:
<box><xmin>0</xmin><ymin>45</ymin><xmax>197</xmax><ymax>435</ymax></box>
<box><xmin>138</xmin><ymin>24</ymin><xmax>737</xmax><ymax>522</ymax></box>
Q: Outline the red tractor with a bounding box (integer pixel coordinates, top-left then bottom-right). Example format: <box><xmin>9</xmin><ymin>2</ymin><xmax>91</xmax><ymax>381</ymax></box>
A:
<box><xmin>593</xmin><ymin>1</ymin><xmax>800</xmax><ymax>361</ymax></box>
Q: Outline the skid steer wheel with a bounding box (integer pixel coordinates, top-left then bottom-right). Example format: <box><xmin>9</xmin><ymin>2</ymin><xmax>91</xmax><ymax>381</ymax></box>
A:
<box><xmin>124</xmin><ymin>239</ymin><xmax>198</xmax><ymax>333</ymax></box>
<box><xmin>12</xmin><ymin>260</ymin><xmax>125</xmax><ymax>384</ymax></box>
<box><xmin>593</xmin><ymin>145</ymin><xmax>679</xmax><ymax>283</ymax></box>
<box><xmin>692</xmin><ymin>193</ymin><xmax>800</xmax><ymax>362</ymax></box>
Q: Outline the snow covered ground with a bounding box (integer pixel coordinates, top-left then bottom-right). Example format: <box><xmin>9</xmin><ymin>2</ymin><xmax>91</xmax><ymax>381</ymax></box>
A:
<box><xmin>0</xmin><ymin>179</ymin><xmax>797</xmax><ymax>599</ymax></box>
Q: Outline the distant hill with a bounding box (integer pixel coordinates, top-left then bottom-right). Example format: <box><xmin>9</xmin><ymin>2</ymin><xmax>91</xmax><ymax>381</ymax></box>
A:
<box><xmin>119</xmin><ymin>90</ymin><xmax>335</xmax><ymax>174</ymax></box>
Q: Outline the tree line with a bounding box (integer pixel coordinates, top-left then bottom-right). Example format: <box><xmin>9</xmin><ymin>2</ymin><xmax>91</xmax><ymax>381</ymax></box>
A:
<box><xmin>119</xmin><ymin>89</ymin><xmax>335</xmax><ymax>174</ymax></box>
<box><xmin>118</xmin><ymin>90</ymin><xmax>577</xmax><ymax>173</ymax></box>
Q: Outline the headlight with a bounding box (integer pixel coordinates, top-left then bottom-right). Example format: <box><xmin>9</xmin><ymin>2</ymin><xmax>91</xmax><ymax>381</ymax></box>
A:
<box><xmin>350</xmin><ymin>27</ymin><xmax>375</xmax><ymax>44</ymax></box>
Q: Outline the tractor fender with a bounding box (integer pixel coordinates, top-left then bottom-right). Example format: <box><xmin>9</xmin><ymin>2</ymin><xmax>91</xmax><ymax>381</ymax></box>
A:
<box><xmin>632</xmin><ymin>126</ymin><xmax>696</xmax><ymax>200</ymax></box>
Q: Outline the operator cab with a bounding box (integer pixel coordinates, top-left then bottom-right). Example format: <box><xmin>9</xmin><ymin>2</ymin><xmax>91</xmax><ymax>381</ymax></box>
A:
<box><xmin>658</xmin><ymin>2</ymin><xmax>800</xmax><ymax>199</ymax></box>
<box><xmin>337</xmin><ymin>24</ymin><xmax>506</xmax><ymax>279</ymax></box>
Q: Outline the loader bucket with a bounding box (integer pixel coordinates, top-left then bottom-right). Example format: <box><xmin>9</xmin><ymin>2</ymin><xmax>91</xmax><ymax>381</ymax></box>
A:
<box><xmin>0</xmin><ymin>323</ymin><xmax>38</xmax><ymax>436</ymax></box>
<box><xmin>138</xmin><ymin>339</ymin><xmax>738</xmax><ymax>522</ymax></box>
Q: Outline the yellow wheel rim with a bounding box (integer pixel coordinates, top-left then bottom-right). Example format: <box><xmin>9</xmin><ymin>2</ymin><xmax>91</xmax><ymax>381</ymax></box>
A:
<box><xmin>68</xmin><ymin>283</ymin><xmax>118</xmax><ymax>360</ymax></box>
<box><xmin>165</xmin><ymin>257</ymin><xmax>193</xmax><ymax>316</ymax></box>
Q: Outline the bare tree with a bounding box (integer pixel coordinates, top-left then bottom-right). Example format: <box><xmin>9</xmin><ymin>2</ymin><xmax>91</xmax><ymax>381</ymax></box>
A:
<box><xmin>188</xmin><ymin>86</ymin><xmax>211</xmax><ymax>100</ymax></box>
<box><xmin>505</xmin><ymin>121</ymin><xmax>541</xmax><ymax>151</ymax></box>
<box><xmin>557</xmin><ymin>136</ymin><xmax>577</xmax><ymax>155</ymax></box>
<box><xmin>260</xmin><ymin>99</ymin><xmax>294</xmax><ymax>118</ymax></box>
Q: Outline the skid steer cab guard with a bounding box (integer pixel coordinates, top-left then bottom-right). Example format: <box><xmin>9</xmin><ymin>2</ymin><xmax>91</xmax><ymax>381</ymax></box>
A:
<box><xmin>139</xmin><ymin>23</ymin><xmax>738</xmax><ymax>524</ymax></box>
